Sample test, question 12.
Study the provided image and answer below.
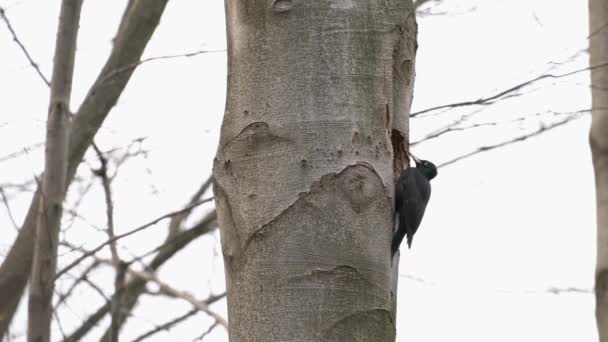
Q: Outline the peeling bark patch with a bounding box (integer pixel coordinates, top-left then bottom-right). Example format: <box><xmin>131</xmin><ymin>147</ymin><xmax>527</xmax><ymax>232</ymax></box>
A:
<box><xmin>271</xmin><ymin>0</ymin><xmax>293</xmax><ymax>12</ymax></box>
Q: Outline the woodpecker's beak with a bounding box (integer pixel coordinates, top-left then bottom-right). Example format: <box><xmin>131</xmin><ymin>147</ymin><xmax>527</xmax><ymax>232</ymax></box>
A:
<box><xmin>409</xmin><ymin>152</ymin><xmax>422</xmax><ymax>165</ymax></box>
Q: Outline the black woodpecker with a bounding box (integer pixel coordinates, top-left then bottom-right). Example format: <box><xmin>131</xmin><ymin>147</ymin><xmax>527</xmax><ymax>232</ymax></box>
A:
<box><xmin>391</xmin><ymin>153</ymin><xmax>437</xmax><ymax>256</ymax></box>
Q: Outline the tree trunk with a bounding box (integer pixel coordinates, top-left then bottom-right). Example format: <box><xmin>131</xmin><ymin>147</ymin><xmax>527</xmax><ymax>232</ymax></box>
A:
<box><xmin>0</xmin><ymin>2</ymin><xmax>170</xmax><ymax>338</ymax></box>
<box><xmin>213</xmin><ymin>1</ymin><xmax>417</xmax><ymax>341</ymax></box>
<box><xmin>590</xmin><ymin>0</ymin><xmax>608</xmax><ymax>340</ymax></box>
<box><xmin>28</xmin><ymin>1</ymin><xmax>82</xmax><ymax>341</ymax></box>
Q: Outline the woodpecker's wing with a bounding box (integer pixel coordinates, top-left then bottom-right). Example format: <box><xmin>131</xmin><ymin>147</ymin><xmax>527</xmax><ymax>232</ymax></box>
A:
<box><xmin>403</xmin><ymin>168</ymin><xmax>431</xmax><ymax>247</ymax></box>
<box><xmin>413</xmin><ymin>169</ymin><xmax>432</xmax><ymax>207</ymax></box>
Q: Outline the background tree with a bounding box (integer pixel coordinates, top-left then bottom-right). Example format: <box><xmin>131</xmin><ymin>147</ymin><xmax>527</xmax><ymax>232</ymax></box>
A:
<box><xmin>0</xmin><ymin>0</ymin><xmax>595</xmax><ymax>341</ymax></box>
<box><xmin>0</xmin><ymin>1</ymin><xmax>171</xmax><ymax>339</ymax></box>
<box><xmin>28</xmin><ymin>1</ymin><xmax>81</xmax><ymax>341</ymax></box>
<box><xmin>589</xmin><ymin>0</ymin><xmax>608</xmax><ymax>340</ymax></box>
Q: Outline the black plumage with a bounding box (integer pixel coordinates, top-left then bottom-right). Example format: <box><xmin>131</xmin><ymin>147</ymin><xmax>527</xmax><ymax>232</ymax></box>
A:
<box><xmin>391</xmin><ymin>154</ymin><xmax>437</xmax><ymax>256</ymax></box>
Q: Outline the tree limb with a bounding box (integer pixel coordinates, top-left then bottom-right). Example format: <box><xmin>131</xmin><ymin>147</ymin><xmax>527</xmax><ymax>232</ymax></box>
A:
<box><xmin>0</xmin><ymin>1</ymin><xmax>171</xmax><ymax>336</ymax></box>
<box><xmin>28</xmin><ymin>2</ymin><xmax>82</xmax><ymax>341</ymax></box>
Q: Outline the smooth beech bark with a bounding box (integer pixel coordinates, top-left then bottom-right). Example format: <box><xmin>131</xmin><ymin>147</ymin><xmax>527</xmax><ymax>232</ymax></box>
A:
<box><xmin>214</xmin><ymin>1</ymin><xmax>417</xmax><ymax>341</ymax></box>
<box><xmin>589</xmin><ymin>0</ymin><xmax>608</xmax><ymax>340</ymax></box>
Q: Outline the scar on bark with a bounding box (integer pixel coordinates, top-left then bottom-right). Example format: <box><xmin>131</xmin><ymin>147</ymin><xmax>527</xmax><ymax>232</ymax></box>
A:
<box><xmin>242</xmin><ymin>163</ymin><xmax>385</xmax><ymax>253</ymax></box>
<box><xmin>391</xmin><ymin>129</ymin><xmax>408</xmax><ymax>180</ymax></box>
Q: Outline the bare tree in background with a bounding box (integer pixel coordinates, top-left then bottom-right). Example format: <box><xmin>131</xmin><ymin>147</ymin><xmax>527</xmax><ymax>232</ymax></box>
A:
<box><xmin>213</xmin><ymin>1</ymin><xmax>417</xmax><ymax>340</ymax></box>
<box><xmin>589</xmin><ymin>0</ymin><xmax>608</xmax><ymax>340</ymax></box>
<box><xmin>28</xmin><ymin>1</ymin><xmax>82</xmax><ymax>341</ymax></box>
<box><xmin>0</xmin><ymin>0</ymin><xmax>171</xmax><ymax>339</ymax></box>
<box><xmin>0</xmin><ymin>0</ymin><xmax>594</xmax><ymax>341</ymax></box>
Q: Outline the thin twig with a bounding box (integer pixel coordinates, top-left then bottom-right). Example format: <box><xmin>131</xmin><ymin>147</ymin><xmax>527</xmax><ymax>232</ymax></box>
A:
<box><xmin>411</xmin><ymin>62</ymin><xmax>608</xmax><ymax>117</ymax></box>
<box><xmin>438</xmin><ymin>111</ymin><xmax>588</xmax><ymax>168</ymax></box>
<box><xmin>55</xmin><ymin>197</ymin><xmax>214</xmax><ymax>280</ymax></box>
<box><xmin>130</xmin><ymin>309</ymin><xmax>198</xmax><ymax>342</ymax></box>
<box><xmin>92</xmin><ymin>142</ymin><xmax>119</xmax><ymax>262</ymax></box>
<box><xmin>54</xmin><ymin>260</ymin><xmax>100</xmax><ymax>308</ymax></box>
<box><xmin>192</xmin><ymin>322</ymin><xmax>219</xmax><ymax>341</ymax></box>
<box><xmin>0</xmin><ymin>143</ymin><xmax>45</xmax><ymax>163</ymax></box>
<box><xmin>95</xmin><ymin>257</ymin><xmax>227</xmax><ymax>328</ymax></box>
<box><xmin>0</xmin><ymin>188</ymin><xmax>19</xmax><ymax>231</ymax></box>
<box><xmin>127</xmin><ymin>268</ymin><xmax>227</xmax><ymax>327</ymax></box>
<box><xmin>52</xmin><ymin>310</ymin><xmax>68</xmax><ymax>341</ymax></box>
<box><xmin>62</xmin><ymin>210</ymin><xmax>218</xmax><ymax>341</ymax></box>
<box><xmin>96</xmin><ymin>49</ymin><xmax>225</xmax><ymax>89</ymax></box>
<box><xmin>169</xmin><ymin>175</ymin><xmax>214</xmax><ymax>236</ymax></box>
<box><xmin>0</xmin><ymin>6</ymin><xmax>50</xmax><ymax>86</ymax></box>
<box><xmin>411</xmin><ymin>109</ymin><xmax>581</xmax><ymax>146</ymax></box>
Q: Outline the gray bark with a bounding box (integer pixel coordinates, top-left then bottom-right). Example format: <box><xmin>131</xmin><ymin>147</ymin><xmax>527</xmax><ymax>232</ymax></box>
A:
<box><xmin>28</xmin><ymin>1</ymin><xmax>81</xmax><ymax>341</ymax></box>
<box><xmin>214</xmin><ymin>1</ymin><xmax>417</xmax><ymax>341</ymax></box>
<box><xmin>0</xmin><ymin>1</ymin><xmax>169</xmax><ymax>337</ymax></box>
<box><xmin>589</xmin><ymin>0</ymin><xmax>608</xmax><ymax>340</ymax></box>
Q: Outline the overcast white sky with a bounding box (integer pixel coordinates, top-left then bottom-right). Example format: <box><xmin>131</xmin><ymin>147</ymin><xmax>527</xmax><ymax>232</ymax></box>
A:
<box><xmin>0</xmin><ymin>0</ymin><xmax>596</xmax><ymax>341</ymax></box>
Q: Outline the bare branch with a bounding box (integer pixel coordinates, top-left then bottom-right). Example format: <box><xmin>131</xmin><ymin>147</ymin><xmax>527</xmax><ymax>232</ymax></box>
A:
<box><xmin>115</xmin><ymin>266</ymin><xmax>227</xmax><ymax>328</ymax></box>
<box><xmin>411</xmin><ymin>63</ymin><xmax>608</xmax><ymax>117</ymax></box>
<box><xmin>28</xmin><ymin>1</ymin><xmax>82</xmax><ymax>341</ymax></box>
<box><xmin>438</xmin><ymin>110</ymin><xmax>588</xmax><ymax>168</ymax></box>
<box><xmin>81</xmin><ymin>275</ymin><xmax>111</xmax><ymax>303</ymax></box>
<box><xmin>0</xmin><ymin>2</ymin><xmax>171</xmax><ymax>334</ymax></box>
<box><xmin>546</xmin><ymin>287</ymin><xmax>591</xmax><ymax>295</ymax></box>
<box><xmin>129</xmin><ymin>308</ymin><xmax>198</xmax><ymax>342</ymax></box>
<box><xmin>95</xmin><ymin>49</ymin><xmax>225</xmax><ymax>90</ymax></box>
<box><xmin>0</xmin><ymin>188</ymin><xmax>19</xmax><ymax>231</ymax></box>
<box><xmin>0</xmin><ymin>6</ymin><xmax>50</xmax><ymax>86</ymax></box>
<box><xmin>92</xmin><ymin>142</ymin><xmax>119</xmax><ymax>262</ymax></box>
<box><xmin>54</xmin><ymin>261</ymin><xmax>100</xmax><ymax>308</ymax></box>
<box><xmin>0</xmin><ymin>143</ymin><xmax>45</xmax><ymax>163</ymax></box>
<box><xmin>64</xmin><ymin>210</ymin><xmax>218</xmax><ymax>342</ymax></box>
<box><xmin>55</xmin><ymin>197</ymin><xmax>214</xmax><ymax>281</ymax></box>
<box><xmin>412</xmin><ymin>109</ymin><xmax>580</xmax><ymax>146</ymax></box>
<box><xmin>52</xmin><ymin>310</ymin><xmax>68</xmax><ymax>341</ymax></box>
<box><xmin>192</xmin><ymin>322</ymin><xmax>219</xmax><ymax>342</ymax></box>
<box><xmin>168</xmin><ymin>175</ymin><xmax>214</xmax><ymax>236</ymax></box>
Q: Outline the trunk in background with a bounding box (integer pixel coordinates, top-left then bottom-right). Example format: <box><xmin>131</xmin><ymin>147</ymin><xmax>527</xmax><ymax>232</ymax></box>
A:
<box><xmin>213</xmin><ymin>1</ymin><xmax>417</xmax><ymax>340</ymax></box>
<box><xmin>28</xmin><ymin>1</ymin><xmax>81</xmax><ymax>341</ymax></box>
<box><xmin>589</xmin><ymin>0</ymin><xmax>608</xmax><ymax>340</ymax></box>
<box><xmin>0</xmin><ymin>2</ymin><xmax>169</xmax><ymax>337</ymax></box>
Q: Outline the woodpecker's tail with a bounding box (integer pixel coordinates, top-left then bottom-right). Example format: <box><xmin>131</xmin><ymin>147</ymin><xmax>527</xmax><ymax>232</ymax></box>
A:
<box><xmin>391</xmin><ymin>214</ymin><xmax>406</xmax><ymax>256</ymax></box>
